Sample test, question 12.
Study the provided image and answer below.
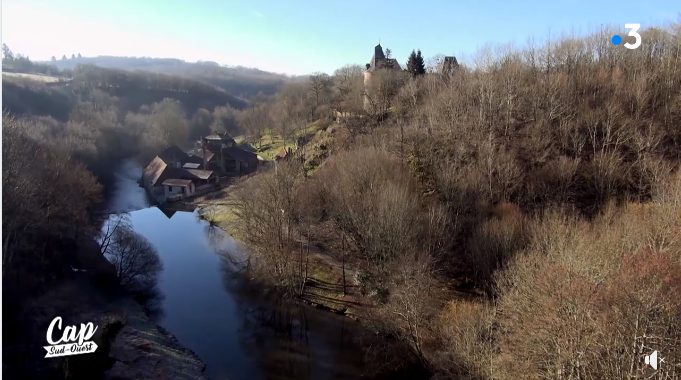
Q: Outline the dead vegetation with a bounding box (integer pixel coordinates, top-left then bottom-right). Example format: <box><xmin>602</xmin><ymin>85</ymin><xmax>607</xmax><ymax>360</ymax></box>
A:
<box><xmin>223</xmin><ymin>24</ymin><xmax>681</xmax><ymax>379</ymax></box>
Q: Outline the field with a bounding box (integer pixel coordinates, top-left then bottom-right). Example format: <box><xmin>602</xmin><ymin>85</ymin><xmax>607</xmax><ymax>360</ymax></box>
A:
<box><xmin>2</xmin><ymin>72</ymin><xmax>64</xmax><ymax>83</ymax></box>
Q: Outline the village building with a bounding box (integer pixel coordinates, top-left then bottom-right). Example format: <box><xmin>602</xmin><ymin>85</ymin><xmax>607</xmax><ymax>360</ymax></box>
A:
<box><xmin>274</xmin><ymin>146</ymin><xmax>293</xmax><ymax>162</ymax></box>
<box><xmin>190</xmin><ymin>132</ymin><xmax>259</xmax><ymax>175</ymax></box>
<box><xmin>141</xmin><ymin>146</ymin><xmax>218</xmax><ymax>204</ymax></box>
<box><xmin>141</xmin><ymin>132</ymin><xmax>259</xmax><ymax>204</ymax></box>
<box><xmin>363</xmin><ymin>43</ymin><xmax>403</xmax><ymax>111</ymax></box>
<box><xmin>438</xmin><ymin>56</ymin><xmax>459</xmax><ymax>75</ymax></box>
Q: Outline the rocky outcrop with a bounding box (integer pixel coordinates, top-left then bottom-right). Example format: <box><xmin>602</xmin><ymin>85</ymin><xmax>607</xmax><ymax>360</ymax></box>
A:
<box><xmin>104</xmin><ymin>297</ymin><xmax>209</xmax><ymax>380</ymax></box>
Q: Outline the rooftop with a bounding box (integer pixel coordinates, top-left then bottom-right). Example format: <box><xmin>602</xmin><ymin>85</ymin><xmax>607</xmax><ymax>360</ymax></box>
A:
<box><xmin>191</xmin><ymin>149</ymin><xmax>215</xmax><ymax>162</ymax></box>
<box><xmin>162</xmin><ymin>179</ymin><xmax>193</xmax><ymax>187</ymax></box>
<box><xmin>158</xmin><ymin>145</ymin><xmax>189</xmax><ymax>164</ymax></box>
<box><xmin>275</xmin><ymin>146</ymin><xmax>291</xmax><ymax>159</ymax></box>
<box><xmin>204</xmin><ymin>132</ymin><xmax>235</xmax><ymax>142</ymax></box>
<box><xmin>184</xmin><ymin>169</ymin><xmax>215</xmax><ymax>179</ymax></box>
<box><xmin>223</xmin><ymin>146</ymin><xmax>258</xmax><ymax>162</ymax></box>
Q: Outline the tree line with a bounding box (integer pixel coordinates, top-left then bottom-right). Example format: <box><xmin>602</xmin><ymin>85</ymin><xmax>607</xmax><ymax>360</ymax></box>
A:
<box><xmin>2</xmin><ymin>44</ymin><xmax>61</xmax><ymax>75</ymax></box>
<box><xmin>226</xmin><ymin>24</ymin><xmax>681</xmax><ymax>379</ymax></box>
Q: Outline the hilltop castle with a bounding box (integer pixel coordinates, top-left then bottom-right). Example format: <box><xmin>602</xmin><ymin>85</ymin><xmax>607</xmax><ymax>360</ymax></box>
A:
<box><xmin>363</xmin><ymin>43</ymin><xmax>402</xmax><ymax>110</ymax></box>
<box><xmin>361</xmin><ymin>42</ymin><xmax>459</xmax><ymax>111</ymax></box>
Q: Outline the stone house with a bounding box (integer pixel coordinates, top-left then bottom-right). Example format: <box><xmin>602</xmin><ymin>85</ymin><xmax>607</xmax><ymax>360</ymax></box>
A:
<box><xmin>191</xmin><ymin>132</ymin><xmax>259</xmax><ymax>175</ymax></box>
<box><xmin>141</xmin><ymin>146</ymin><xmax>218</xmax><ymax>204</ymax></box>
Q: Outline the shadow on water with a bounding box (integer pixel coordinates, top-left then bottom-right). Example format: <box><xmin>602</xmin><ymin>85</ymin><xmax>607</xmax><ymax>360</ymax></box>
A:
<box><xmin>218</xmin><ymin>257</ymin><xmax>369</xmax><ymax>380</ymax></box>
<box><xmin>132</xmin><ymin>281</ymin><xmax>166</xmax><ymax>322</ymax></box>
<box><xmin>105</xmin><ymin>161</ymin><xmax>423</xmax><ymax>380</ymax></box>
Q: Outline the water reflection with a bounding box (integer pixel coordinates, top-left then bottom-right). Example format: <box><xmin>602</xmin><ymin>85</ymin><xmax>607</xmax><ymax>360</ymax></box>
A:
<box><xmin>217</xmin><ymin>244</ymin><xmax>368</xmax><ymax>380</ymax></box>
<box><xmin>105</xmin><ymin>162</ymin><xmax>374</xmax><ymax>380</ymax></box>
<box><xmin>132</xmin><ymin>281</ymin><xmax>166</xmax><ymax>322</ymax></box>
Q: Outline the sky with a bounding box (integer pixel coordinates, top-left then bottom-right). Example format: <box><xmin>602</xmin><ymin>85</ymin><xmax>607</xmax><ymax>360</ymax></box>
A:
<box><xmin>1</xmin><ymin>0</ymin><xmax>679</xmax><ymax>76</ymax></box>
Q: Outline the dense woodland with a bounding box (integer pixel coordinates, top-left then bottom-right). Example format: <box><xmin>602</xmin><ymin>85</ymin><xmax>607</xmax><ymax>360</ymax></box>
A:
<box><xmin>1</xmin><ymin>47</ymin><xmax>277</xmax><ymax>378</ymax></box>
<box><xmin>227</xmin><ymin>25</ymin><xmax>681</xmax><ymax>379</ymax></box>
<box><xmin>3</xmin><ymin>23</ymin><xmax>681</xmax><ymax>379</ymax></box>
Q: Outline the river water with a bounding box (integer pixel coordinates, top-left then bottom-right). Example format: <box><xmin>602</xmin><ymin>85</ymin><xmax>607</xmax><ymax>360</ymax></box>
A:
<box><xmin>105</xmin><ymin>161</ymin><xmax>369</xmax><ymax>380</ymax></box>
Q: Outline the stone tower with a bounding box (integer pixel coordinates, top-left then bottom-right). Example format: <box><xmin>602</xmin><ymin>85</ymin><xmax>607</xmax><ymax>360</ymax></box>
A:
<box><xmin>363</xmin><ymin>43</ymin><xmax>401</xmax><ymax>111</ymax></box>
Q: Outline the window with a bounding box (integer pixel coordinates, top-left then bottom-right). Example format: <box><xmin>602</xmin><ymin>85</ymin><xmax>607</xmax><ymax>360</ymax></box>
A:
<box><xmin>168</xmin><ymin>186</ymin><xmax>173</xmax><ymax>192</ymax></box>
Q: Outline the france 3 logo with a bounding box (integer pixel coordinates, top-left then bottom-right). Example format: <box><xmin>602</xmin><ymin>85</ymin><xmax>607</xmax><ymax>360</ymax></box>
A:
<box><xmin>611</xmin><ymin>24</ymin><xmax>641</xmax><ymax>50</ymax></box>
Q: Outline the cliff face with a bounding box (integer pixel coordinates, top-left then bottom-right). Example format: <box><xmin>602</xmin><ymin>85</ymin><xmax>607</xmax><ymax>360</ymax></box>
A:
<box><xmin>8</xmin><ymin>248</ymin><xmax>209</xmax><ymax>380</ymax></box>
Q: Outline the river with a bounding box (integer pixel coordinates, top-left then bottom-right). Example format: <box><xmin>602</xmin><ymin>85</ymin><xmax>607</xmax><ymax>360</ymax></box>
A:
<box><xmin>105</xmin><ymin>161</ymin><xmax>370</xmax><ymax>380</ymax></box>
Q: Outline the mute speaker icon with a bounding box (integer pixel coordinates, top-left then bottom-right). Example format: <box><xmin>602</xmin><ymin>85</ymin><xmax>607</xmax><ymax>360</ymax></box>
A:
<box><xmin>645</xmin><ymin>350</ymin><xmax>659</xmax><ymax>370</ymax></box>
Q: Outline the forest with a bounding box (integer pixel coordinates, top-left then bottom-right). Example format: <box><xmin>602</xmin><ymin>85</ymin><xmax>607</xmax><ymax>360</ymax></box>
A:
<box><xmin>3</xmin><ymin>23</ymin><xmax>681</xmax><ymax>379</ymax></box>
<box><xmin>222</xmin><ymin>24</ymin><xmax>681</xmax><ymax>379</ymax></box>
<box><xmin>1</xmin><ymin>48</ymin><xmax>280</xmax><ymax>378</ymax></box>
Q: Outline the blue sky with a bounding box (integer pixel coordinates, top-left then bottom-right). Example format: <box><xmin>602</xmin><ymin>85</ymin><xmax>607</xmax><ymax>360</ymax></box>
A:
<box><xmin>2</xmin><ymin>0</ymin><xmax>678</xmax><ymax>75</ymax></box>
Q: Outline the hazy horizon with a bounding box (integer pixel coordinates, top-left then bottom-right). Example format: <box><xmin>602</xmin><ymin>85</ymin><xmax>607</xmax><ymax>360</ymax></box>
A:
<box><xmin>2</xmin><ymin>0</ymin><xmax>679</xmax><ymax>76</ymax></box>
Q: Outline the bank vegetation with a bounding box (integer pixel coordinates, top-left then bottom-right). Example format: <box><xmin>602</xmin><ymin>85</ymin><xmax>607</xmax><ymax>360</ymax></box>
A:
<box><xmin>225</xmin><ymin>24</ymin><xmax>681</xmax><ymax>379</ymax></box>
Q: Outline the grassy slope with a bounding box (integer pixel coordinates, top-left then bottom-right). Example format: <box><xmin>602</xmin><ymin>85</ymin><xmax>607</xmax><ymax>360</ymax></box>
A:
<box><xmin>197</xmin><ymin>119</ymin><xmax>358</xmax><ymax>314</ymax></box>
<box><xmin>235</xmin><ymin>120</ymin><xmax>327</xmax><ymax>161</ymax></box>
<box><xmin>2</xmin><ymin>72</ymin><xmax>63</xmax><ymax>83</ymax></box>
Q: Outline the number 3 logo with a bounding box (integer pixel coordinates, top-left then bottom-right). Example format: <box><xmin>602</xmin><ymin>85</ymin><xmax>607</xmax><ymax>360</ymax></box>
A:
<box><xmin>624</xmin><ymin>23</ymin><xmax>641</xmax><ymax>50</ymax></box>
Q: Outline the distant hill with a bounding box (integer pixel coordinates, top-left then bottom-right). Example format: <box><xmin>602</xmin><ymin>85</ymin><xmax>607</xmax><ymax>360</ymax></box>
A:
<box><xmin>70</xmin><ymin>64</ymin><xmax>248</xmax><ymax>112</ymax></box>
<box><xmin>44</xmin><ymin>56</ymin><xmax>292</xmax><ymax>99</ymax></box>
<box><xmin>2</xmin><ymin>64</ymin><xmax>248</xmax><ymax>122</ymax></box>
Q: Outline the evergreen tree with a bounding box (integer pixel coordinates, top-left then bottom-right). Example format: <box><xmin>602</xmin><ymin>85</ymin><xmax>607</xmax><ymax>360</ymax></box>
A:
<box><xmin>406</xmin><ymin>49</ymin><xmax>426</xmax><ymax>77</ymax></box>
<box><xmin>406</xmin><ymin>50</ymin><xmax>418</xmax><ymax>77</ymax></box>
<box><xmin>2</xmin><ymin>43</ymin><xmax>14</xmax><ymax>61</ymax></box>
<box><xmin>415</xmin><ymin>49</ymin><xmax>426</xmax><ymax>76</ymax></box>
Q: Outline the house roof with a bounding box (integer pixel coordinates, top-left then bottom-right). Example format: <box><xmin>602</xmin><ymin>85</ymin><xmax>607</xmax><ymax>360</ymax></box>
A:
<box><xmin>371</xmin><ymin>44</ymin><xmax>386</xmax><ymax>66</ymax></box>
<box><xmin>191</xmin><ymin>149</ymin><xmax>215</xmax><ymax>162</ymax></box>
<box><xmin>142</xmin><ymin>156</ymin><xmax>168</xmax><ymax>187</ymax></box>
<box><xmin>275</xmin><ymin>147</ymin><xmax>291</xmax><ymax>159</ymax></box>
<box><xmin>158</xmin><ymin>145</ymin><xmax>189</xmax><ymax>164</ymax></box>
<box><xmin>204</xmin><ymin>132</ymin><xmax>235</xmax><ymax>142</ymax></box>
<box><xmin>162</xmin><ymin>179</ymin><xmax>192</xmax><ymax>186</ymax></box>
<box><xmin>223</xmin><ymin>146</ymin><xmax>258</xmax><ymax>162</ymax></box>
<box><xmin>183</xmin><ymin>163</ymin><xmax>201</xmax><ymax>169</ymax></box>
<box><xmin>184</xmin><ymin>169</ymin><xmax>215</xmax><ymax>179</ymax></box>
<box><xmin>159</xmin><ymin>208</ymin><xmax>176</xmax><ymax>219</ymax></box>
<box><xmin>438</xmin><ymin>56</ymin><xmax>459</xmax><ymax>74</ymax></box>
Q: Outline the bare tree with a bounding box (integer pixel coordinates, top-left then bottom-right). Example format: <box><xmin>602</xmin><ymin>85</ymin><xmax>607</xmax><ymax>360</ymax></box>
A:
<box><xmin>426</xmin><ymin>53</ymin><xmax>445</xmax><ymax>73</ymax></box>
<box><xmin>308</xmin><ymin>72</ymin><xmax>332</xmax><ymax>109</ymax></box>
<box><xmin>240</xmin><ymin>103</ymin><xmax>271</xmax><ymax>147</ymax></box>
<box><xmin>104</xmin><ymin>226</ymin><xmax>163</xmax><ymax>292</ymax></box>
<box><xmin>97</xmin><ymin>213</ymin><xmax>132</xmax><ymax>256</ymax></box>
<box><xmin>230</xmin><ymin>161</ymin><xmax>305</xmax><ymax>297</ymax></box>
<box><xmin>333</xmin><ymin>64</ymin><xmax>365</xmax><ymax>113</ymax></box>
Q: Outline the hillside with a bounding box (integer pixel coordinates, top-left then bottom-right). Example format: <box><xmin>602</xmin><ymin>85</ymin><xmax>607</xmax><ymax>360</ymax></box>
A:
<box><xmin>208</xmin><ymin>24</ymin><xmax>681</xmax><ymax>379</ymax></box>
<box><xmin>70</xmin><ymin>64</ymin><xmax>248</xmax><ymax>111</ymax></box>
<box><xmin>46</xmin><ymin>55</ymin><xmax>291</xmax><ymax>98</ymax></box>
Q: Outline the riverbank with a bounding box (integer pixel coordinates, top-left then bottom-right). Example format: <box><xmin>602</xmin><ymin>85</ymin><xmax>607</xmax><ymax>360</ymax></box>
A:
<box><xmin>3</xmin><ymin>239</ymin><xmax>209</xmax><ymax>380</ymax></box>
<box><xmin>193</xmin><ymin>182</ymin><xmax>365</xmax><ymax>320</ymax></box>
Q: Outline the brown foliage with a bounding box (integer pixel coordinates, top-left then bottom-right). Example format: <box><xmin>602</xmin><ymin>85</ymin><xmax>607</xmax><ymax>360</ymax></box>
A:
<box><xmin>232</xmin><ymin>24</ymin><xmax>681</xmax><ymax>378</ymax></box>
<box><xmin>2</xmin><ymin>112</ymin><xmax>103</xmax><ymax>291</ymax></box>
